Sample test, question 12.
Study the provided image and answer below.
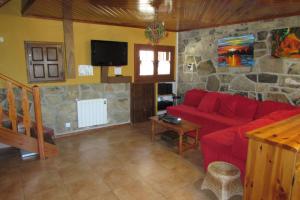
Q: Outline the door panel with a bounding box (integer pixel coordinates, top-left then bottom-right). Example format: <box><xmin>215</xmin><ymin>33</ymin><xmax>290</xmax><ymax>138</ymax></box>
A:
<box><xmin>131</xmin><ymin>83</ymin><xmax>155</xmax><ymax>123</ymax></box>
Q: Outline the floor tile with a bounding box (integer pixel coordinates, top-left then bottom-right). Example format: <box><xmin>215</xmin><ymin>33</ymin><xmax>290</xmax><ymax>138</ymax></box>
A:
<box><xmin>0</xmin><ymin>122</ymin><xmax>243</xmax><ymax>200</ymax></box>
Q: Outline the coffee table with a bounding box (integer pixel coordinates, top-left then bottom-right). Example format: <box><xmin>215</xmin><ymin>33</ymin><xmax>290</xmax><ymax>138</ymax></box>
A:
<box><xmin>150</xmin><ymin>116</ymin><xmax>201</xmax><ymax>155</ymax></box>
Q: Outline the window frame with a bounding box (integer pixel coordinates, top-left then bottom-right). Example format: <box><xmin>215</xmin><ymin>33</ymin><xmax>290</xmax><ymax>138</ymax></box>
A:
<box><xmin>24</xmin><ymin>41</ymin><xmax>65</xmax><ymax>83</ymax></box>
<box><xmin>134</xmin><ymin>44</ymin><xmax>175</xmax><ymax>83</ymax></box>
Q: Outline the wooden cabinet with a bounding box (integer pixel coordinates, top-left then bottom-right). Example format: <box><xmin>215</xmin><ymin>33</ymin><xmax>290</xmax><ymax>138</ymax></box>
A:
<box><xmin>244</xmin><ymin>114</ymin><xmax>300</xmax><ymax>200</ymax></box>
<box><xmin>25</xmin><ymin>42</ymin><xmax>65</xmax><ymax>83</ymax></box>
<box><xmin>131</xmin><ymin>83</ymin><xmax>155</xmax><ymax>123</ymax></box>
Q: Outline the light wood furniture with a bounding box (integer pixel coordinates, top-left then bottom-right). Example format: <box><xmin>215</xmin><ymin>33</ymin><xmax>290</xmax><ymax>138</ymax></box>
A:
<box><xmin>244</xmin><ymin>114</ymin><xmax>300</xmax><ymax>200</ymax></box>
<box><xmin>201</xmin><ymin>161</ymin><xmax>243</xmax><ymax>200</ymax></box>
<box><xmin>0</xmin><ymin>73</ymin><xmax>58</xmax><ymax>159</ymax></box>
<box><xmin>150</xmin><ymin>116</ymin><xmax>200</xmax><ymax>155</ymax></box>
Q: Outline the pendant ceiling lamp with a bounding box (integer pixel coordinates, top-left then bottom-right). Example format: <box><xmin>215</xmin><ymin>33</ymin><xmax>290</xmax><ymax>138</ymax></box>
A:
<box><xmin>145</xmin><ymin>10</ymin><xmax>167</xmax><ymax>44</ymax></box>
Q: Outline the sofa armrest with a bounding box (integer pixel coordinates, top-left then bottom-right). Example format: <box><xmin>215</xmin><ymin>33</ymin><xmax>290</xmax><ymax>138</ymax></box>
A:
<box><xmin>231</xmin><ymin>129</ymin><xmax>248</xmax><ymax>162</ymax></box>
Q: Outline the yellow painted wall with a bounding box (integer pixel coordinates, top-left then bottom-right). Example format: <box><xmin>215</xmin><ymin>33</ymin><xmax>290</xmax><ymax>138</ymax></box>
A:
<box><xmin>0</xmin><ymin>0</ymin><xmax>176</xmax><ymax>86</ymax></box>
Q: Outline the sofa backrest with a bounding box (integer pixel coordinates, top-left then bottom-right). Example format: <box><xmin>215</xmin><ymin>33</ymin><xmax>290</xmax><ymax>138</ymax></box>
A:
<box><xmin>183</xmin><ymin>89</ymin><xmax>207</xmax><ymax>107</ymax></box>
<box><xmin>216</xmin><ymin>93</ymin><xmax>239</xmax><ymax>118</ymax></box>
<box><xmin>182</xmin><ymin>89</ymin><xmax>297</xmax><ymax>120</ymax></box>
<box><xmin>213</xmin><ymin>93</ymin><xmax>259</xmax><ymax>120</ymax></box>
<box><xmin>254</xmin><ymin>100</ymin><xmax>295</xmax><ymax>119</ymax></box>
<box><xmin>234</xmin><ymin>95</ymin><xmax>259</xmax><ymax>120</ymax></box>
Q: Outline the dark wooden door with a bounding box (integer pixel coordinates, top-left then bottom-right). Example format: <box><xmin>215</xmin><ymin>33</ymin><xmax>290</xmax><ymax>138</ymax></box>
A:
<box><xmin>25</xmin><ymin>42</ymin><xmax>65</xmax><ymax>83</ymax></box>
<box><xmin>131</xmin><ymin>83</ymin><xmax>155</xmax><ymax>123</ymax></box>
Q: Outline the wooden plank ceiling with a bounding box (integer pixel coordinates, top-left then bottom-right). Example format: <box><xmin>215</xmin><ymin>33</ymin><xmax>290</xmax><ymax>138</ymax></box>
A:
<box><xmin>22</xmin><ymin>0</ymin><xmax>300</xmax><ymax>32</ymax></box>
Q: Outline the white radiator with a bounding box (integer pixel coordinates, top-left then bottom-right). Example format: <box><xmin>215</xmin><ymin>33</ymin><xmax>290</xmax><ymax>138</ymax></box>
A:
<box><xmin>77</xmin><ymin>98</ymin><xmax>108</xmax><ymax>128</ymax></box>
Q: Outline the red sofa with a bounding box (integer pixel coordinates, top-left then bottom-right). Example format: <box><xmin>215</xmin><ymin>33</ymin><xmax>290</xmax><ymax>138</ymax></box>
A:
<box><xmin>167</xmin><ymin>89</ymin><xmax>300</xmax><ymax>181</ymax></box>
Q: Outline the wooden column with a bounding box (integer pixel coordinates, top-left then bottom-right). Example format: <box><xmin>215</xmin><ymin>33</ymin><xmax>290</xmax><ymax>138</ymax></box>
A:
<box><xmin>32</xmin><ymin>86</ymin><xmax>45</xmax><ymax>160</ymax></box>
<box><xmin>63</xmin><ymin>0</ymin><xmax>76</xmax><ymax>79</ymax></box>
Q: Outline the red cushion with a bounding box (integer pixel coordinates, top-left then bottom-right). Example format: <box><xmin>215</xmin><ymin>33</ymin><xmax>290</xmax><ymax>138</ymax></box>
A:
<box><xmin>167</xmin><ymin>104</ymin><xmax>198</xmax><ymax>119</ymax></box>
<box><xmin>231</xmin><ymin>131</ymin><xmax>248</xmax><ymax>162</ymax></box>
<box><xmin>235</xmin><ymin>96</ymin><xmax>258</xmax><ymax>120</ymax></box>
<box><xmin>201</xmin><ymin>127</ymin><xmax>238</xmax><ymax>168</ymax></box>
<box><xmin>183</xmin><ymin>89</ymin><xmax>207</xmax><ymax>107</ymax></box>
<box><xmin>265</xmin><ymin>108</ymin><xmax>300</xmax><ymax>121</ymax></box>
<box><xmin>195</xmin><ymin>112</ymin><xmax>249</xmax><ymax>127</ymax></box>
<box><xmin>168</xmin><ymin>104</ymin><xmax>248</xmax><ymax>137</ymax></box>
<box><xmin>254</xmin><ymin>100</ymin><xmax>295</xmax><ymax>119</ymax></box>
<box><xmin>238</xmin><ymin>118</ymin><xmax>275</xmax><ymax>134</ymax></box>
<box><xmin>217</xmin><ymin>94</ymin><xmax>238</xmax><ymax>117</ymax></box>
<box><xmin>231</xmin><ymin>118</ymin><xmax>275</xmax><ymax>161</ymax></box>
<box><xmin>197</xmin><ymin>92</ymin><xmax>220</xmax><ymax>112</ymax></box>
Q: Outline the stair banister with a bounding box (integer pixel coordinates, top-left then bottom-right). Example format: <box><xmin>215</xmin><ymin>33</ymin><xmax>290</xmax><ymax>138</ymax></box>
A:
<box><xmin>32</xmin><ymin>86</ymin><xmax>45</xmax><ymax>159</ymax></box>
<box><xmin>0</xmin><ymin>73</ymin><xmax>32</xmax><ymax>92</ymax></box>
<box><xmin>0</xmin><ymin>72</ymin><xmax>54</xmax><ymax>159</ymax></box>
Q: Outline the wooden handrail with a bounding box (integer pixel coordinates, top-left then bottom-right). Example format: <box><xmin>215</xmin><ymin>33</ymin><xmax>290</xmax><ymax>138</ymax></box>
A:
<box><xmin>0</xmin><ymin>73</ymin><xmax>32</xmax><ymax>92</ymax></box>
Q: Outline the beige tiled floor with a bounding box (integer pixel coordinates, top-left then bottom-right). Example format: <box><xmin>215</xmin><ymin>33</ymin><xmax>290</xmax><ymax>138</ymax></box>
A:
<box><xmin>0</xmin><ymin>122</ymin><xmax>243</xmax><ymax>200</ymax></box>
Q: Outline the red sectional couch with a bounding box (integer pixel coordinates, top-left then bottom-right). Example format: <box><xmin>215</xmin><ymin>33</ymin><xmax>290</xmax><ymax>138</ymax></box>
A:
<box><xmin>167</xmin><ymin>89</ymin><xmax>300</xmax><ymax>181</ymax></box>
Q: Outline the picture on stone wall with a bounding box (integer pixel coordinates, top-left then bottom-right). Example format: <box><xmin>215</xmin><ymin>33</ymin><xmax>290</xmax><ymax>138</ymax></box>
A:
<box><xmin>271</xmin><ymin>27</ymin><xmax>300</xmax><ymax>58</ymax></box>
<box><xmin>217</xmin><ymin>34</ymin><xmax>255</xmax><ymax>67</ymax></box>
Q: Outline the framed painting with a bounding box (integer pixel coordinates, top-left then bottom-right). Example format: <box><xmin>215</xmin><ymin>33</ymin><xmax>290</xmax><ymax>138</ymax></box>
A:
<box><xmin>271</xmin><ymin>27</ymin><xmax>300</xmax><ymax>58</ymax></box>
<box><xmin>217</xmin><ymin>34</ymin><xmax>255</xmax><ymax>67</ymax></box>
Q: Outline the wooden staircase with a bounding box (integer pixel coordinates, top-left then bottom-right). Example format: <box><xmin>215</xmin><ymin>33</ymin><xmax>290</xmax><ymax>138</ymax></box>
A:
<box><xmin>0</xmin><ymin>73</ymin><xmax>58</xmax><ymax>159</ymax></box>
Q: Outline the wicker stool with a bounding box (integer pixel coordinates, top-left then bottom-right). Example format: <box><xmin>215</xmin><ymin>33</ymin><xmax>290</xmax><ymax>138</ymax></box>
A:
<box><xmin>201</xmin><ymin>161</ymin><xmax>243</xmax><ymax>200</ymax></box>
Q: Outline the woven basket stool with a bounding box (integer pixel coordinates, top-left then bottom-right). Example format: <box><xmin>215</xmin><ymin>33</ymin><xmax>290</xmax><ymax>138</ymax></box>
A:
<box><xmin>201</xmin><ymin>161</ymin><xmax>243</xmax><ymax>200</ymax></box>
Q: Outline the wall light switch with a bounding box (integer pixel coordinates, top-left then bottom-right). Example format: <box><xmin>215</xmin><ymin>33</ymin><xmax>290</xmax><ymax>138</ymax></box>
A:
<box><xmin>79</xmin><ymin>65</ymin><xmax>93</xmax><ymax>76</ymax></box>
<box><xmin>0</xmin><ymin>37</ymin><xmax>4</xmax><ymax>43</ymax></box>
<box><xmin>65</xmin><ymin>122</ymin><xmax>71</xmax><ymax>128</ymax></box>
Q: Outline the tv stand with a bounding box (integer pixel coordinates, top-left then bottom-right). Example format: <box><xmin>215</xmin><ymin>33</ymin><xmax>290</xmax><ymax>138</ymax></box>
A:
<box><xmin>101</xmin><ymin>67</ymin><xmax>131</xmax><ymax>83</ymax></box>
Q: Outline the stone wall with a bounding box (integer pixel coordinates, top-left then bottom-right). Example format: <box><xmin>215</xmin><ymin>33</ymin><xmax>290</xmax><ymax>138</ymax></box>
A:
<box><xmin>177</xmin><ymin>16</ymin><xmax>300</xmax><ymax>105</ymax></box>
<box><xmin>0</xmin><ymin>83</ymin><xmax>130</xmax><ymax>136</ymax></box>
<box><xmin>40</xmin><ymin>83</ymin><xmax>130</xmax><ymax>135</ymax></box>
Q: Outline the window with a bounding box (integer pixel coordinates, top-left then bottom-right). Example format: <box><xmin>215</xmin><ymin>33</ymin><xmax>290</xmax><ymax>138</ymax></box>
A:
<box><xmin>25</xmin><ymin>42</ymin><xmax>65</xmax><ymax>83</ymax></box>
<box><xmin>134</xmin><ymin>44</ymin><xmax>175</xmax><ymax>83</ymax></box>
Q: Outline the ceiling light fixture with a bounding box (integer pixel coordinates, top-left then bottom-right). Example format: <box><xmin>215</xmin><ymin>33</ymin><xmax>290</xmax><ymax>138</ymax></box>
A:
<box><xmin>144</xmin><ymin>11</ymin><xmax>167</xmax><ymax>44</ymax></box>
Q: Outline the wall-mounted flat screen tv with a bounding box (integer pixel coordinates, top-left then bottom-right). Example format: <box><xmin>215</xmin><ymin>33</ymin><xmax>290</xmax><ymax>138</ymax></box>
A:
<box><xmin>91</xmin><ymin>40</ymin><xmax>128</xmax><ymax>66</ymax></box>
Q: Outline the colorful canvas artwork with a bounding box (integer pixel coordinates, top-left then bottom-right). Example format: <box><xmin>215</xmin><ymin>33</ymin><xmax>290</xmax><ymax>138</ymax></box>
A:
<box><xmin>217</xmin><ymin>34</ymin><xmax>255</xmax><ymax>67</ymax></box>
<box><xmin>271</xmin><ymin>27</ymin><xmax>300</xmax><ymax>58</ymax></box>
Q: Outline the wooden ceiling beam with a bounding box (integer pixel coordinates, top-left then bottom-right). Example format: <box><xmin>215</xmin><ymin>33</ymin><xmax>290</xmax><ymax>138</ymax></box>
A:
<box><xmin>63</xmin><ymin>0</ymin><xmax>76</xmax><ymax>79</ymax></box>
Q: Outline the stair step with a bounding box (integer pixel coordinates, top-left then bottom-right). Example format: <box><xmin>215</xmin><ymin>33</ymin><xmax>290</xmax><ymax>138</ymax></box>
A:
<box><xmin>20</xmin><ymin>149</ymin><xmax>38</xmax><ymax>160</ymax></box>
<box><xmin>31</xmin><ymin>130</ymin><xmax>55</xmax><ymax>145</ymax></box>
<box><xmin>17</xmin><ymin>126</ymin><xmax>55</xmax><ymax>159</ymax></box>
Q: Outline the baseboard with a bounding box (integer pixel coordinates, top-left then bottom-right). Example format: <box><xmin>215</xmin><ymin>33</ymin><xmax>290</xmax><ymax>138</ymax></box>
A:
<box><xmin>54</xmin><ymin>122</ymin><xmax>131</xmax><ymax>139</ymax></box>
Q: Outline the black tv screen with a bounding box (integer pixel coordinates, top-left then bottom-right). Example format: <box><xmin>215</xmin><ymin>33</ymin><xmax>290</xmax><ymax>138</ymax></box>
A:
<box><xmin>91</xmin><ymin>40</ymin><xmax>128</xmax><ymax>66</ymax></box>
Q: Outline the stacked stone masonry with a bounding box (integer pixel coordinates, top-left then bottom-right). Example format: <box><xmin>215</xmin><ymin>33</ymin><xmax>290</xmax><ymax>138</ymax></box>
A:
<box><xmin>178</xmin><ymin>16</ymin><xmax>300</xmax><ymax>106</ymax></box>
<box><xmin>0</xmin><ymin>83</ymin><xmax>130</xmax><ymax>135</ymax></box>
